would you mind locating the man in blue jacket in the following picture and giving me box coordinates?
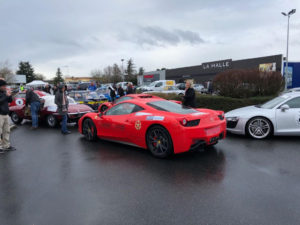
[0,79,16,153]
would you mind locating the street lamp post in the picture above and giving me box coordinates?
[121,59,124,81]
[281,9,296,90]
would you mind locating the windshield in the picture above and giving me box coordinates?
[259,96,289,109]
[148,82,157,87]
[147,101,198,114]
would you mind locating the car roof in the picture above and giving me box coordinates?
[280,92,300,97]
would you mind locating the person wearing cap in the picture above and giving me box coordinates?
[0,79,16,153]
[55,84,71,135]
[26,87,41,130]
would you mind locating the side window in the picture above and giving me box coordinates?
[284,97,300,108]
[106,103,143,115]
[155,82,163,87]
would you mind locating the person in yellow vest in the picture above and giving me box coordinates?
[19,84,24,92]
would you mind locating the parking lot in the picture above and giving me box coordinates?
[1,123,300,225]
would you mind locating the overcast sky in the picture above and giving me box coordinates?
[0,0,299,78]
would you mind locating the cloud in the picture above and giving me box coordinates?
[121,26,205,47]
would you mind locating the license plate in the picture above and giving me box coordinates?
[205,126,220,136]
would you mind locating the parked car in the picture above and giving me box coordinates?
[9,95,93,127]
[68,90,108,110]
[79,94,226,158]
[143,80,176,92]
[144,86,185,95]
[225,92,300,139]
[176,83,186,90]
[194,84,205,93]
[77,82,91,90]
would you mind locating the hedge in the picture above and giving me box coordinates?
[149,93,274,112]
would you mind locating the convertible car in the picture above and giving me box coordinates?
[78,95,226,158]
[225,92,300,139]
[9,95,93,127]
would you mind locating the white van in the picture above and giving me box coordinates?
[144,80,176,92]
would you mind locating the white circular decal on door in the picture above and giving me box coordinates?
[15,99,24,106]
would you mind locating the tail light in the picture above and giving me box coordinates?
[178,118,200,127]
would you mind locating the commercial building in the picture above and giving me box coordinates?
[64,77,93,83]
[140,54,286,86]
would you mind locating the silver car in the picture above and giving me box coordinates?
[225,92,300,139]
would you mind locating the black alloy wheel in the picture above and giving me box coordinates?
[11,112,23,124]
[82,118,97,141]
[146,125,173,158]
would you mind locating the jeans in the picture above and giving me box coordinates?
[30,102,40,128]
[61,114,68,133]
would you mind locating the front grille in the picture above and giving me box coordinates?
[186,119,200,127]
[227,120,238,129]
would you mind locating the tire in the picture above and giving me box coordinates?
[146,125,173,158]
[82,118,97,141]
[46,115,57,128]
[11,112,23,124]
[246,117,272,139]
[100,105,108,113]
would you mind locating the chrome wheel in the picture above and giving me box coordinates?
[46,115,57,128]
[11,112,23,124]
[83,119,97,141]
[146,125,173,158]
[247,117,271,139]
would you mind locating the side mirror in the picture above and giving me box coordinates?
[280,104,290,111]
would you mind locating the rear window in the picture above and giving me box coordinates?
[147,101,198,114]
[114,96,133,104]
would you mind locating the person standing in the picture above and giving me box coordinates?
[126,83,134,94]
[183,80,196,108]
[0,80,16,153]
[19,84,24,92]
[108,86,116,102]
[55,84,71,135]
[88,82,97,91]
[26,88,41,130]
[117,84,124,97]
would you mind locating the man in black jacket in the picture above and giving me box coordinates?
[0,80,16,153]
[117,84,125,97]
[26,87,41,130]
[183,80,196,108]
[55,84,70,135]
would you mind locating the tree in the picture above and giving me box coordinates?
[91,69,103,83]
[35,73,46,81]
[0,61,14,83]
[16,61,35,82]
[138,67,145,75]
[125,58,136,76]
[111,64,122,83]
[53,68,64,85]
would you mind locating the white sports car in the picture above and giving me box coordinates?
[225,92,300,139]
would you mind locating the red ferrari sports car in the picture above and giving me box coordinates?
[9,95,93,127]
[79,95,226,158]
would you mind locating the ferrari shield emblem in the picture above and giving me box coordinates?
[135,120,142,130]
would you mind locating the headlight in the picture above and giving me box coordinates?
[226,116,239,122]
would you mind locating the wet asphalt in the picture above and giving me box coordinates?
[0,122,300,225]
